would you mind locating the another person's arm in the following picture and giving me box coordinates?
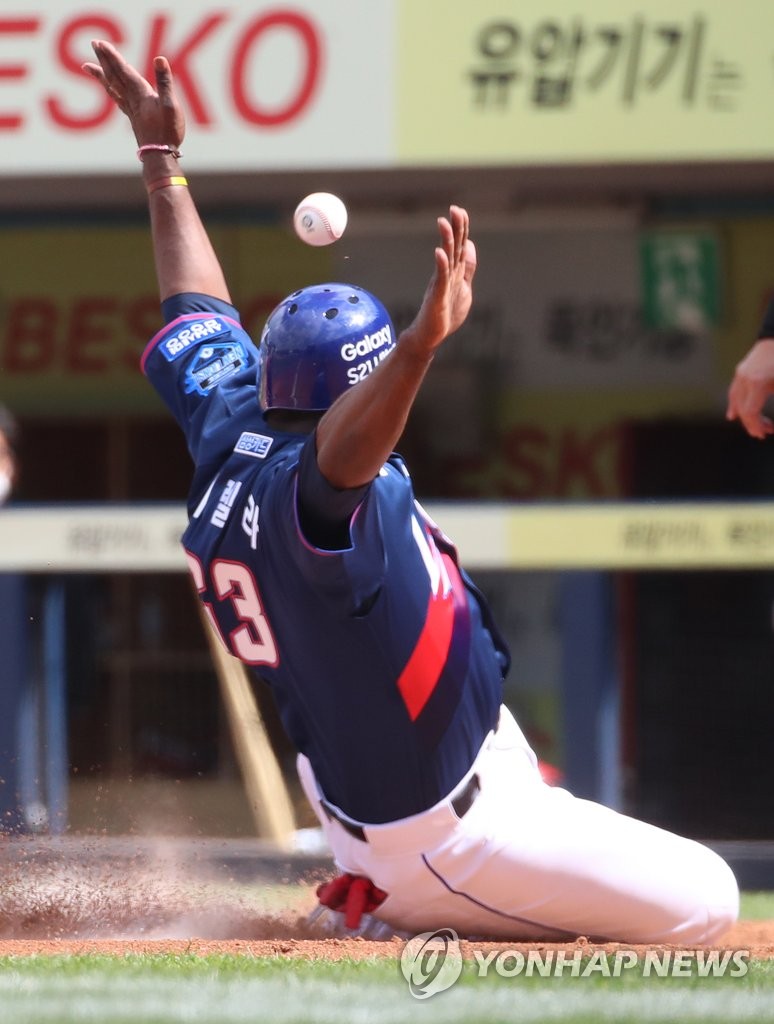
[726,293,774,439]
[727,340,774,440]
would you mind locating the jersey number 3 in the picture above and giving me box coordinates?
[186,551,279,667]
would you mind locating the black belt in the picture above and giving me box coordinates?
[321,773,481,843]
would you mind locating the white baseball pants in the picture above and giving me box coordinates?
[298,705,739,943]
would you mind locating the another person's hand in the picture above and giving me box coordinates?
[726,339,774,439]
[82,40,184,150]
[403,206,476,356]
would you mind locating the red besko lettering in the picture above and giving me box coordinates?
[125,297,163,371]
[231,11,322,127]
[0,18,39,129]
[144,13,228,126]
[46,16,124,129]
[65,297,117,372]
[4,299,57,371]
[0,10,325,134]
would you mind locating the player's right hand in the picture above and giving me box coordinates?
[726,338,774,440]
[401,206,477,357]
[82,40,185,151]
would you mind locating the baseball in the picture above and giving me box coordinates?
[293,192,348,246]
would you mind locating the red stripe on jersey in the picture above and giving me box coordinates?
[397,584,455,721]
[397,542,471,723]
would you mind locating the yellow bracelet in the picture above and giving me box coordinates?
[147,176,188,195]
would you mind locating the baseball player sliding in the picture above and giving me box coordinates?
[84,41,738,943]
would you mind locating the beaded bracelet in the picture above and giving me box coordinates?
[137,143,182,161]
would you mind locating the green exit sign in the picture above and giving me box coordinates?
[640,230,721,331]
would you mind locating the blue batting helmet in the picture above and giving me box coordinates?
[258,283,396,412]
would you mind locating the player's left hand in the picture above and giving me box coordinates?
[726,339,774,439]
[403,206,477,356]
[82,40,184,150]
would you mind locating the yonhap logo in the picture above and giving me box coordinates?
[400,928,463,999]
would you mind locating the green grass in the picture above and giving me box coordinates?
[0,951,773,1024]
[0,890,771,1024]
[740,890,774,919]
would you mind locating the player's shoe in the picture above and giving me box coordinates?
[306,872,408,941]
[306,903,403,941]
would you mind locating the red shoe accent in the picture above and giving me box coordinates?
[316,873,388,931]
[538,760,563,786]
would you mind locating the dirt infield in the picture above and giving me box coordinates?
[1,835,773,960]
[0,924,773,961]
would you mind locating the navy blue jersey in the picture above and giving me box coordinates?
[143,295,508,823]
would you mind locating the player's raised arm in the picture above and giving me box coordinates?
[82,40,230,304]
[314,206,476,488]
